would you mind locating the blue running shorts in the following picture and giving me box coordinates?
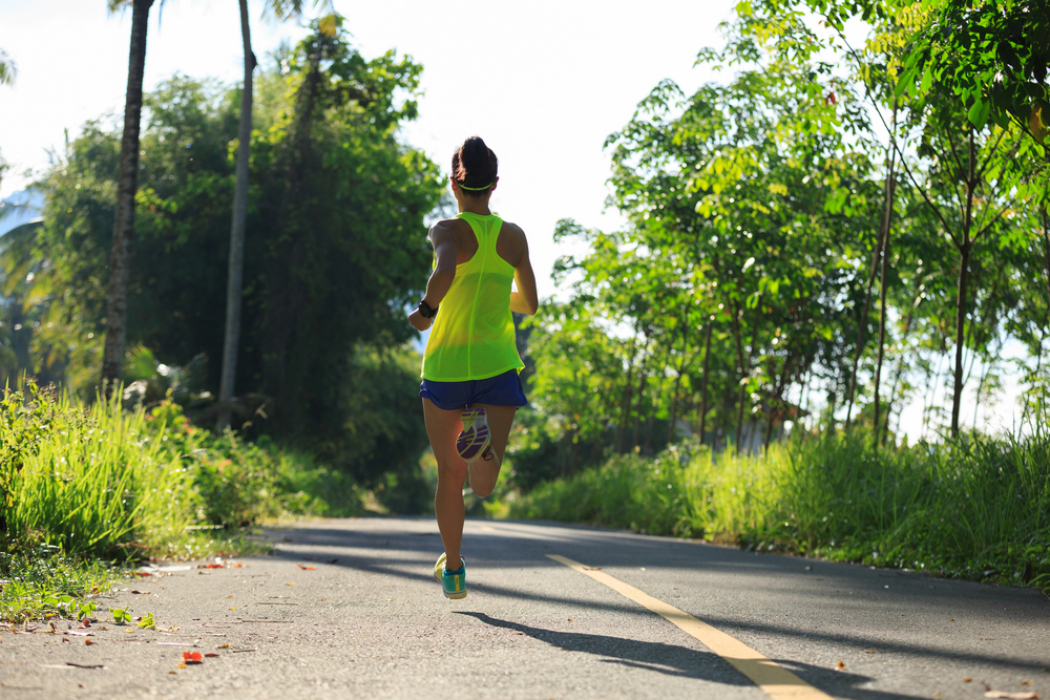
[420,369,527,411]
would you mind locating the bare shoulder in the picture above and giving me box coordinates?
[429,217,468,243]
[499,220,527,245]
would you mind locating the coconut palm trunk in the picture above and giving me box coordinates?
[101,0,154,394]
[217,0,256,432]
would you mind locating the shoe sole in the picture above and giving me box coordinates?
[457,408,491,463]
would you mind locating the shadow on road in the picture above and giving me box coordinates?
[454,612,928,700]
[263,520,1050,678]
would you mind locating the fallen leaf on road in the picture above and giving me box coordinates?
[182,652,203,664]
[233,563,243,568]
[296,565,315,570]
[837,661,846,670]
[84,639,96,646]
[66,663,104,669]
[286,583,295,586]
[216,643,230,649]
[227,595,233,599]
[983,692,1038,699]
[204,653,219,658]
[169,671,177,674]
[61,637,70,643]
[1023,682,1034,686]
[963,678,972,682]
[177,663,186,669]
[865,650,875,654]
[201,564,223,569]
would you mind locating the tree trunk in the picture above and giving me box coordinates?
[846,115,897,429]
[697,322,713,446]
[844,220,884,429]
[764,351,795,450]
[630,346,650,451]
[951,130,977,438]
[617,330,639,452]
[727,300,750,454]
[101,0,153,395]
[951,244,971,437]
[217,0,256,432]
[667,316,692,443]
[872,103,898,441]
[872,192,896,437]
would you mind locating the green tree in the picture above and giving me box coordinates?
[217,0,336,432]
[31,27,443,481]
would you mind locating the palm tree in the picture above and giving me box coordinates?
[217,0,336,431]
[100,0,157,395]
[0,49,16,86]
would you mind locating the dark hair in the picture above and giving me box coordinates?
[452,136,498,197]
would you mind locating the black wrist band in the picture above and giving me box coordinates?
[418,299,438,319]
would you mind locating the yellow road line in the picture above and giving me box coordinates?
[547,554,834,700]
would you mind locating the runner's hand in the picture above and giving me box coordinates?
[408,309,432,332]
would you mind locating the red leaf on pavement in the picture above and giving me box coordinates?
[296,564,315,570]
[182,651,203,664]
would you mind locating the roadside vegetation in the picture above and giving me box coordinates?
[497,0,1050,594]
[504,430,1050,592]
[0,380,367,622]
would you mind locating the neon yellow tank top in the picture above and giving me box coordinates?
[422,212,525,382]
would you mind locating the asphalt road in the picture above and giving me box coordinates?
[1,517,1048,699]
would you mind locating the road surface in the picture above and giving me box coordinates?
[1,517,1047,699]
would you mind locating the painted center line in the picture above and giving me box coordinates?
[548,554,834,700]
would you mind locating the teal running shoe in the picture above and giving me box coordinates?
[434,553,467,599]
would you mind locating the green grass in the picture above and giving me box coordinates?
[506,430,1050,591]
[0,381,369,621]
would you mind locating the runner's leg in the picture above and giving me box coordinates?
[467,404,517,497]
[423,398,468,570]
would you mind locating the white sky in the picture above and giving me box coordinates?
[0,0,1031,440]
[0,0,737,301]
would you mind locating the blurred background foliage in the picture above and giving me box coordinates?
[3,25,442,499]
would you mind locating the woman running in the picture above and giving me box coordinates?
[408,136,539,599]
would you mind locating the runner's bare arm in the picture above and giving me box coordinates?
[409,222,459,331]
[509,229,539,316]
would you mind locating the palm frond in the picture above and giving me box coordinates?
[0,49,16,86]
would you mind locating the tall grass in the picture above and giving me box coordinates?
[1,385,196,558]
[507,431,1050,591]
[0,383,367,562]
